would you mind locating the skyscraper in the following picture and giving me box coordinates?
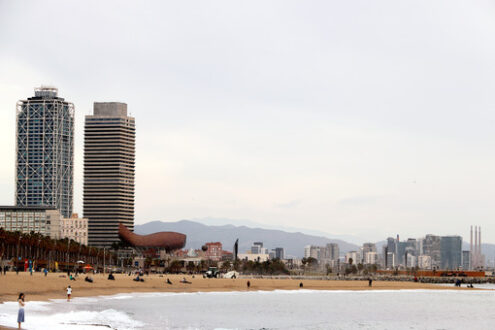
[440,236,462,270]
[16,86,74,218]
[84,102,135,247]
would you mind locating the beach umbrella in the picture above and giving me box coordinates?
[83,265,93,269]
[77,260,85,264]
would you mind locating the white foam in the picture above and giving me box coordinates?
[0,308,144,329]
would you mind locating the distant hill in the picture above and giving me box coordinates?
[134,220,359,258]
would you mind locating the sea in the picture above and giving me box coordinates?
[1,288,495,329]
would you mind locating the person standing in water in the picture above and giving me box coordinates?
[66,285,72,302]
[17,293,25,329]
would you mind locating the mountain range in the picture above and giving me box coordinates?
[135,220,495,262]
[135,220,359,258]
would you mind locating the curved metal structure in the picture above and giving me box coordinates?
[118,223,186,251]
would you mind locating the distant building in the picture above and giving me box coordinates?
[386,252,396,268]
[0,206,62,239]
[440,236,462,270]
[406,255,417,268]
[16,86,74,218]
[60,213,88,245]
[304,245,321,261]
[274,247,285,260]
[304,245,311,258]
[238,253,269,262]
[362,242,377,264]
[423,235,442,269]
[365,252,378,265]
[326,243,340,260]
[418,255,432,269]
[251,242,264,254]
[345,251,359,264]
[462,250,470,270]
[363,243,376,253]
[204,242,223,261]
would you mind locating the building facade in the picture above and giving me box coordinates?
[462,250,470,270]
[251,242,264,254]
[0,206,62,239]
[60,213,88,245]
[440,236,462,270]
[84,102,135,247]
[274,247,285,260]
[422,235,442,269]
[204,242,223,261]
[16,86,74,218]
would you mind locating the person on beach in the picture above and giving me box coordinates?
[17,293,25,329]
[44,268,48,276]
[369,278,373,287]
[247,280,250,289]
[66,285,72,302]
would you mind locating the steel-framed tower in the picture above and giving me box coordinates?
[83,102,135,247]
[16,86,74,218]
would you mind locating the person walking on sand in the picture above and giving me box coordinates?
[17,293,25,329]
[66,285,72,302]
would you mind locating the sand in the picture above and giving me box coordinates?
[0,272,472,305]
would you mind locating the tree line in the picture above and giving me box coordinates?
[0,228,115,271]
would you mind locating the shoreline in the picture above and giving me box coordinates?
[0,272,479,304]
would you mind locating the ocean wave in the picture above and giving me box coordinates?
[0,308,144,329]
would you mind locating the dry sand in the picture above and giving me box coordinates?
[0,272,470,305]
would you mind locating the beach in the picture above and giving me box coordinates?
[0,272,471,304]
[0,273,488,329]
[0,282,492,330]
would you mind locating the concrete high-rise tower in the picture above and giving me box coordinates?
[16,86,74,217]
[84,102,135,247]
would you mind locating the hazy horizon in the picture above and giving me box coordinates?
[1,1,495,243]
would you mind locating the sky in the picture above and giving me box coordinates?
[1,1,495,243]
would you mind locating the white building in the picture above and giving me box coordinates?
[418,255,432,269]
[364,252,378,265]
[60,213,88,245]
[406,255,417,268]
[238,253,270,262]
[345,251,359,264]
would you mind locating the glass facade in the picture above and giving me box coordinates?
[16,87,74,218]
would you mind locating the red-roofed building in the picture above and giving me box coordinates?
[204,242,223,261]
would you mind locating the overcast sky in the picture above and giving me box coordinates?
[1,1,495,242]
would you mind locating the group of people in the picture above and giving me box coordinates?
[455,278,475,288]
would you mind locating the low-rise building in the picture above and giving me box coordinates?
[204,242,223,261]
[60,213,88,245]
[0,205,62,239]
[418,255,432,269]
[238,253,270,262]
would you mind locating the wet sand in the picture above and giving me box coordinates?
[0,271,472,305]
